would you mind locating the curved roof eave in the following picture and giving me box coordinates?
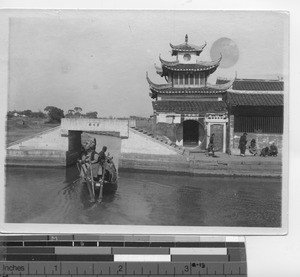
[146,73,172,91]
[159,56,179,66]
[207,75,235,91]
[169,41,207,52]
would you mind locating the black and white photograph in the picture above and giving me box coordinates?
[1,10,288,233]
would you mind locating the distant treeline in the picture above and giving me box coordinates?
[7,110,46,119]
[7,107,151,124]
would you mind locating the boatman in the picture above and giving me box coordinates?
[78,143,96,203]
[89,143,100,182]
[97,146,107,181]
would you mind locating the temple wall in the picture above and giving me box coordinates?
[153,122,178,142]
[231,132,283,155]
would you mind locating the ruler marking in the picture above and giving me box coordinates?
[1,237,247,277]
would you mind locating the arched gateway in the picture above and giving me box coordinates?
[181,120,205,146]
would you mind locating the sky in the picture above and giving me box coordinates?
[7,10,288,117]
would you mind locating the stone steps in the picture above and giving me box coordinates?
[129,127,185,155]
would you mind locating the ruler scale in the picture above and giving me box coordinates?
[0,235,247,276]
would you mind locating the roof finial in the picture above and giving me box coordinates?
[185,34,188,44]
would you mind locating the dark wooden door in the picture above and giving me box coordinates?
[183,120,199,146]
[210,124,223,152]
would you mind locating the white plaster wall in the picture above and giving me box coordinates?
[121,129,178,155]
[156,114,167,123]
[7,127,69,150]
[61,118,129,137]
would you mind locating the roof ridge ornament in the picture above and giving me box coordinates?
[185,34,188,44]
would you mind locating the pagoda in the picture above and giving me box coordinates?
[146,35,234,152]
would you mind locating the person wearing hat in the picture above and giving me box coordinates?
[239,132,248,157]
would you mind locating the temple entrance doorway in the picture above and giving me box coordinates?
[183,120,200,146]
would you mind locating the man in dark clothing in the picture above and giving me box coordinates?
[239,133,247,157]
[207,133,215,156]
[97,146,107,180]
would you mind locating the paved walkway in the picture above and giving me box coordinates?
[119,150,282,178]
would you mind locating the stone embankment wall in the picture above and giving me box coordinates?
[6,127,80,167]
[119,153,282,178]
[6,121,282,177]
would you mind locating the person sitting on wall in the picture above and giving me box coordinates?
[207,133,215,157]
[239,132,248,157]
[260,146,270,157]
[248,139,258,156]
[97,146,108,181]
[269,142,278,157]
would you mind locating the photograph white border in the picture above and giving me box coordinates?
[0,6,289,236]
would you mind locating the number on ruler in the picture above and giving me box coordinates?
[118,265,123,273]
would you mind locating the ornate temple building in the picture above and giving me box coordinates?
[147,35,234,152]
[219,77,284,153]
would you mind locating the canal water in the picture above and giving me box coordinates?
[5,166,281,227]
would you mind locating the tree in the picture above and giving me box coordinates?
[21,109,33,117]
[74,107,82,114]
[85,111,98,119]
[44,106,64,123]
[31,111,46,118]
[7,111,15,119]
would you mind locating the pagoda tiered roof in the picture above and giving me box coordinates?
[147,74,234,98]
[153,100,227,113]
[146,73,172,90]
[156,56,222,76]
[170,35,207,56]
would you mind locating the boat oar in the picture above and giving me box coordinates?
[71,177,81,184]
[89,160,95,198]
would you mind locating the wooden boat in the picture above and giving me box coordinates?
[77,156,118,201]
[97,156,118,194]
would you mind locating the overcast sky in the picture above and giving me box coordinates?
[7,10,288,117]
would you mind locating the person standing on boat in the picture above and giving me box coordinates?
[78,144,96,203]
[97,146,107,181]
[89,143,100,182]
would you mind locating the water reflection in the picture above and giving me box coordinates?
[5,166,281,227]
